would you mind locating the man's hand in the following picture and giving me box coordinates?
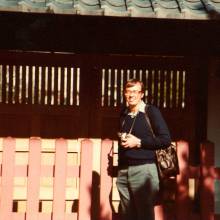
[121,134,141,148]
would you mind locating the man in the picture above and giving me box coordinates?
[116,79,171,220]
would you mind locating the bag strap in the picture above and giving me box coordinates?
[144,105,156,138]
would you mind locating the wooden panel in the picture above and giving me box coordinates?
[52,139,68,220]
[26,138,41,220]
[0,52,208,166]
[0,137,93,220]
[0,137,16,220]
[78,139,93,220]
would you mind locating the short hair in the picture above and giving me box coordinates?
[124,79,145,93]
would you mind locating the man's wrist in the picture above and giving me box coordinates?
[137,138,141,148]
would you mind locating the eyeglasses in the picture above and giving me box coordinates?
[124,90,142,96]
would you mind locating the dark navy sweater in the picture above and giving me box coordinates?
[118,105,171,166]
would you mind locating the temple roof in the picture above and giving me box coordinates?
[0,0,220,19]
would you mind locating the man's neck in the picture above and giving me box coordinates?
[129,102,141,113]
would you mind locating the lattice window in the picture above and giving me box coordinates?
[101,68,187,108]
[0,64,80,106]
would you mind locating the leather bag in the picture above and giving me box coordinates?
[144,107,179,180]
[155,143,179,179]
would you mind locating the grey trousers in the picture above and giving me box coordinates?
[116,163,160,220]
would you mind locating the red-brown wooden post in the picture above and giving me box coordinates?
[26,137,41,220]
[52,138,68,220]
[78,139,93,220]
[200,141,215,220]
[176,140,190,220]
[100,139,113,220]
[154,205,165,220]
[0,137,16,220]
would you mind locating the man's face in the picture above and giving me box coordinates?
[124,83,144,107]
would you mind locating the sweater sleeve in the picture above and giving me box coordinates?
[140,105,172,150]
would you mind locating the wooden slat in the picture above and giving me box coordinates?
[154,205,165,220]
[28,66,33,104]
[0,137,16,220]
[1,65,6,103]
[8,65,13,104]
[34,66,39,104]
[78,139,93,220]
[54,67,58,105]
[71,67,76,106]
[21,66,26,104]
[52,138,68,220]
[15,65,20,104]
[26,137,42,220]
[41,66,46,105]
[46,66,52,105]
[100,139,113,220]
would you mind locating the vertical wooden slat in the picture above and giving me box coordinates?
[28,66,32,104]
[54,67,58,106]
[60,67,65,105]
[154,205,165,220]
[66,67,71,106]
[15,65,20,104]
[21,65,26,104]
[72,67,77,106]
[166,69,172,109]
[26,137,41,220]
[1,64,6,103]
[0,137,16,220]
[52,138,68,220]
[178,70,184,108]
[103,68,108,107]
[176,141,190,220]
[47,66,52,105]
[122,68,127,105]
[78,139,93,220]
[100,139,113,220]
[110,69,115,107]
[34,66,39,104]
[148,69,153,104]
[41,66,46,105]
[8,65,13,104]
[143,69,148,103]
[116,69,121,106]
[173,70,178,108]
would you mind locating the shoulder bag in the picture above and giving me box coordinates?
[144,107,179,180]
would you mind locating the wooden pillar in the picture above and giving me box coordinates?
[78,139,93,220]
[176,140,190,220]
[200,141,215,220]
[0,137,16,220]
[100,139,114,220]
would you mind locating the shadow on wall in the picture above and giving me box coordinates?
[97,140,218,220]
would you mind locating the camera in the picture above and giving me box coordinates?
[117,132,128,143]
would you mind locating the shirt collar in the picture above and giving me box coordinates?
[126,100,146,116]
